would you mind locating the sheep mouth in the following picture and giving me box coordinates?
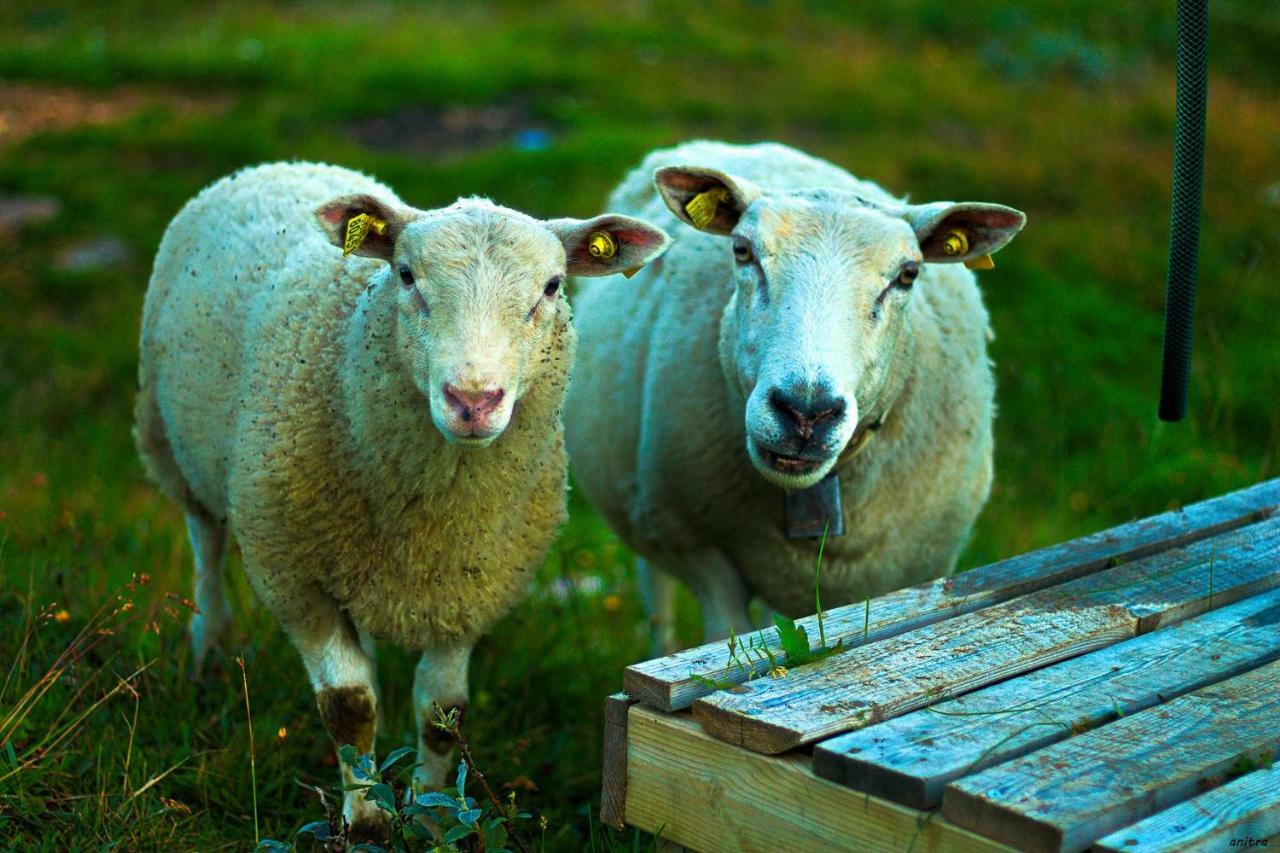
[762,449,825,475]
[438,423,504,446]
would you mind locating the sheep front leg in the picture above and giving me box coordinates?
[636,556,679,657]
[668,548,752,645]
[412,644,472,792]
[274,590,387,842]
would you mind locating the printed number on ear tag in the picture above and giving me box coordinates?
[685,188,730,230]
[343,213,387,256]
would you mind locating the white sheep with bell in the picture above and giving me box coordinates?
[565,140,1025,651]
[134,161,668,841]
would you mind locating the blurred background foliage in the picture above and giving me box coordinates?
[0,0,1277,849]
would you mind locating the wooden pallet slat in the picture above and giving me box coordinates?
[692,516,1280,754]
[623,704,1012,853]
[941,659,1280,853]
[1093,763,1280,852]
[625,479,1280,712]
[811,588,1280,808]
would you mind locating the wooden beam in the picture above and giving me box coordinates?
[625,479,1280,712]
[812,588,1280,808]
[941,659,1280,853]
[600,692,635,830]
[623,704,1011,853]
[692,516,1280,754]
[1094,764,1280,852]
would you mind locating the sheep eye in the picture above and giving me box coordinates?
[398,264,415,287]
[897,261,920,287]
[732,238,753,264]
[544,275,562,298]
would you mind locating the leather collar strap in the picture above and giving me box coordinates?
[835,403,892,469]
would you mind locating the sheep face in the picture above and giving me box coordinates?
[318,196,669,446]
[655,167,1025,490]
[393,207,571,445]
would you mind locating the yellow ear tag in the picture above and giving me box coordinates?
[588,230,618,260]
[940,228,970,258]
[685,187,730,230]
[622,266,643,279]
[342,213,388,256]
[940,228,993,269]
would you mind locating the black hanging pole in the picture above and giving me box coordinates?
[1158,0,1209,422]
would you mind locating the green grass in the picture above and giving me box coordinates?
[1,0,1278,849]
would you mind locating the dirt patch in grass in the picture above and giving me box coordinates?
[0,83,230,150]
[345,99,554,159]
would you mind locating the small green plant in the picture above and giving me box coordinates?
[257,706,532,852]
[771,520,847,670]
[691,522,845,689]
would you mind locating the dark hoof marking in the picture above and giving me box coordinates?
[421,702,469,755]
[317,685,376,753]
[347,815,391,845]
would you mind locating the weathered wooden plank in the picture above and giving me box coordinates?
[1094,763,1280,852]
[941,659,1280,853]
[599,692,635,830]
[625,479,1280,712]
[692,516,1280,754]
[623,704,1012,853]
[812,588,1280,808]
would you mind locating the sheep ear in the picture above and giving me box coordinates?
[547,214,671,278]
[315,194,410,262]
[904,202,1027,265]
[653,166,763,235]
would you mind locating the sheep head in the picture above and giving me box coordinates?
[654,166,1025,490]
[318,195,669,446]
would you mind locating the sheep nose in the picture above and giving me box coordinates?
[443,384,505,423]
[768,385,847,442]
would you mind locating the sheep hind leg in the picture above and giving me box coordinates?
[275,589,387,844]
[636,556,679,657]
[412,644,472,793]
[187,512,230,673]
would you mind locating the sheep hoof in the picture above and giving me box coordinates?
[188,615,230,681]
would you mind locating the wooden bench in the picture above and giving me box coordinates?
[600,479,1280,852]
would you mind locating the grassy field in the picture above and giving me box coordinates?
[1,1,1277,849]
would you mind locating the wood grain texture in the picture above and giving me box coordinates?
[625,479,1280,712]
[623,704,1012,853]
[600,692,635,830]
[1094,764,1280,852]
[812,588,1280,808]
[941,660,1280,853]
[692,517,1280,754]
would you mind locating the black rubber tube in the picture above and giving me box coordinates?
[1158,0,1209,422]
